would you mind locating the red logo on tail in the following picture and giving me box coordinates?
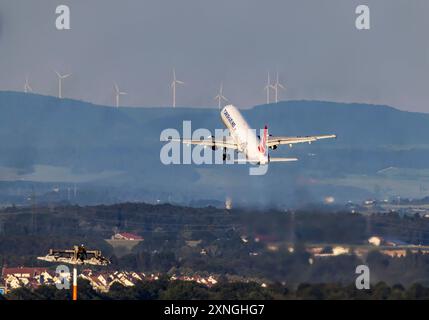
[258,125,268,154]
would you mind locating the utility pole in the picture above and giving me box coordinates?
[72,267,78,300]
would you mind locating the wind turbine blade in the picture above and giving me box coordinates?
[54,70,61,78]
[221,95,228,101]
[176,80,184,85]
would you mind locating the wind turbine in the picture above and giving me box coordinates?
[214,82,228,109]
[54,70,71,99]
[114,82,127,108]
[264,72,275,104]
[274,72,286,103]
[24,75,33,93]
[171,68,184,108]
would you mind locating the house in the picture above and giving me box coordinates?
[1,267,52,291]
[106,233,144,257]
[384,238,409,247]
[332,246,350,256]
[170,274,219,287]
[368,236,410,247]
[2,267,48,279]
[381,249,407,258]
[368,236,383,246]
[111,232,143,241]
[310,246,350,257]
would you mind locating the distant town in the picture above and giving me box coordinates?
[2,201,429,298]
[3,232,429,295]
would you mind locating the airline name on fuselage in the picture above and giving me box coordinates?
[223,109,236,129]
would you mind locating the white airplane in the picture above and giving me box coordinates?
[171,104,336,165]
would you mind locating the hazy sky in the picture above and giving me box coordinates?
[0,0,428,112]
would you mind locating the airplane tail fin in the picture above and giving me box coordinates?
[258,125,268,158]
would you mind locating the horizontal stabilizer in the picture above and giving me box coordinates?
[269,157,298,162]
[232,159,260,164]
[231,157,298,164]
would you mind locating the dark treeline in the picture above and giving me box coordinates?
[2,202,428,243]
[5,278,429,300]
[2,203,429,286]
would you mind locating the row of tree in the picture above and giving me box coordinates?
[5,278,429,300]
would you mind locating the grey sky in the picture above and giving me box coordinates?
[0,0,428,112]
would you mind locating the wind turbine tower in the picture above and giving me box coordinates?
[274,72,286,103]
[54,71,71,99]
[114,82,127,108]
[171,68,184,108]
[24,75,33,93]
[264,72,275,104]
[214,82,228,109]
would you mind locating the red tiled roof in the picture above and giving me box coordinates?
[2,267,48,277]
[116,232,143,240]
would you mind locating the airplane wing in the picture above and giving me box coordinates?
[167,137,239,150]
[267,134,336,147]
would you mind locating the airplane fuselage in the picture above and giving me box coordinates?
[220,105,268,164]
